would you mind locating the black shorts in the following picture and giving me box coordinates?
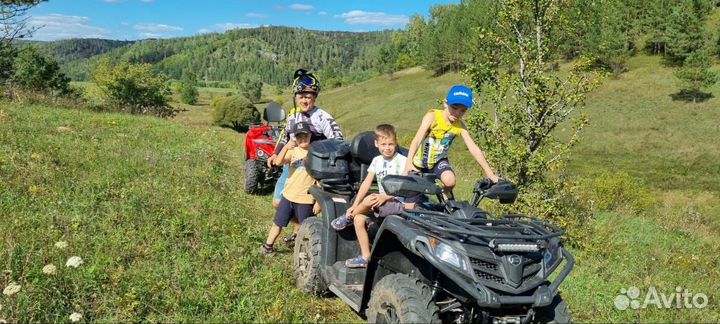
[418,158,454,180]
[273,196,314,227]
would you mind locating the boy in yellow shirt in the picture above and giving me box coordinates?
[262,122,319,255]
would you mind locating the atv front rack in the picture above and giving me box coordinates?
[403,210,564,241]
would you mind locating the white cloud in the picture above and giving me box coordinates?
[289,3,313,11]
[246,12,267,19]
[103,0,124,3]
[138,32,163,39]
[196,28,214,35]
[27,14,112,41]
[336,10,409,26]
[318,11,328,16]
[140,0,155,2]
[133,23,183,33]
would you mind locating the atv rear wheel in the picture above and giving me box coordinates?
[293,217,328,295]
[366,273,440,323]
[244,158,261,194]
[534,294,571,323]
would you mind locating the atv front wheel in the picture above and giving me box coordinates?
[244,159,262,194]
[293,217,328,295]
[534,294,571,324]
[366,273,440,323]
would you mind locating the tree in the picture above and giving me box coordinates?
[237,77,262,103]
[91,57,176,117]
[674,49,718,103]
[465,0,600,243]
[178,68,199,104]
[212,95,260,131]
[1,0,44,83]
[10,46,73,95]
[664,1,707,65]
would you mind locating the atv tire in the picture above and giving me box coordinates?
[293,217,328,295]
[244,158,261,194]
[534,294,571,324]
[366,273,440,323]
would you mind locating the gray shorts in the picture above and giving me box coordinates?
[373,199,405,218]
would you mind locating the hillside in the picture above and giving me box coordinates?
[36,26,393,86]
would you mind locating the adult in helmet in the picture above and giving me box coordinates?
[267,69,344,241]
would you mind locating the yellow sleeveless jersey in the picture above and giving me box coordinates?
[413,109,463,169]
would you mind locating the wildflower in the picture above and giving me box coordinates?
[43,264,57,275]
[66,256,83,268]
[2,282,21,296]
[30,153,41,160]
[69,312,82,322]
[55,241,68,249]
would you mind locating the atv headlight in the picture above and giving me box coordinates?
[430,238,468,272]
[543,237,561,269]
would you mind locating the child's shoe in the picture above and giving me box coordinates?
[260,243,275,256]
[331,214,353,231]
[345,255,368,268]
[283,233,297,247]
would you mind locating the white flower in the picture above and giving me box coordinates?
[66,256,83,268]
[2,282,21,296]
[43,264,57,275]
[69,312,82,322]
[55,241,68,249]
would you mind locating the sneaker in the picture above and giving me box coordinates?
[283,233,297,247]
[260,243,275,256]
[331,214,353,231]
[345,255,368,268]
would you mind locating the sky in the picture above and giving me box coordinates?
[24,0,459,41]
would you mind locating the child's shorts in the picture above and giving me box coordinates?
[274,196,314,227]
[373,198,405,218]
[418,158,454,180]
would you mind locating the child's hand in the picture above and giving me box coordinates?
[286,139,297,149]
[346,206,355,219]
[489,174,500,183]
[313,202,321,215]
[403,165,419,176]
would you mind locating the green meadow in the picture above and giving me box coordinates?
[1,55,718,322]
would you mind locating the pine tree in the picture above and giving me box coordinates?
[674,49,718,103]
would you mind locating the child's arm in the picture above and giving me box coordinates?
[403,111,435,175]
[274,139,296,165]
[460,127,499,182]
[348,172,375,217]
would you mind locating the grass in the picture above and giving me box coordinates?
[2,54,719,322]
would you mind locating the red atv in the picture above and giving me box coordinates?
[244,102,286,194]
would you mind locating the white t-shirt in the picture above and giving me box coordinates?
[367,153,407,196]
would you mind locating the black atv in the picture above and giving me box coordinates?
[294,132,573,323]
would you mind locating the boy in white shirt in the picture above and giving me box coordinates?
[331,124,412,268]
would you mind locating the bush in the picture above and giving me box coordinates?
[178,82,199,105]
[212,95,260,131]
[91,57,176,118]
[9,46,73,96]
[578,171,655,215]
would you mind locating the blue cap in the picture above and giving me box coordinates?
[446,85,473,108]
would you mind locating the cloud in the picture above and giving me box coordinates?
[246,12,267,19]
[133,23,183,33]
[26,14,112,41]
[138,32,163,39]
[317,11,328,16]
[140,0,155,2]
[103,0,124,3]
[289,3,313,11]
[336,10,409,26]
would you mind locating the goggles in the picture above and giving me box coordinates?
[292,69,320,94]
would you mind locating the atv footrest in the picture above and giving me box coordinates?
[332,261,366,285]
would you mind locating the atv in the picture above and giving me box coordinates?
[244,102,286,194]
[294,132,574,323]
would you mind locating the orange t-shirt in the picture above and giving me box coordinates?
[282,148,315,204]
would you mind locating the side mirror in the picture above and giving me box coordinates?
[263,102,286,123]
[484,181,518,204]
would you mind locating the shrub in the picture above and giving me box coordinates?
[212,95,260,131]
[10,46,73,96]
[578,171,655,215]
[178,82,199,105]
[91,57,176,118]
